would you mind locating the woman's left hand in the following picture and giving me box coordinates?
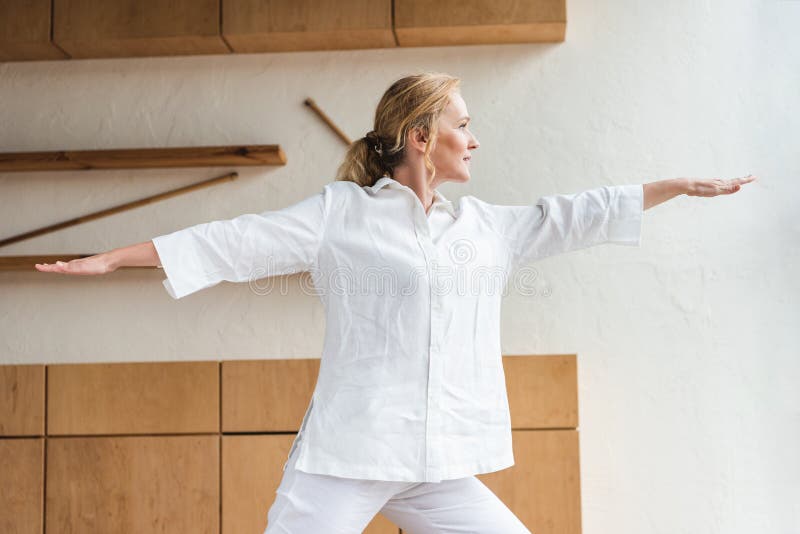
[686,175,758,197]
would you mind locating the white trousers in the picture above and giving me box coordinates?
[263,432,532,534]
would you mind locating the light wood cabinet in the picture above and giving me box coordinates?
[0,354,582,533]
[0,0,566,62]
[46,435,219,533]
[394,0,566,47]
[52,0,229,59]
[0,0,67,61]
[223,0,395,53]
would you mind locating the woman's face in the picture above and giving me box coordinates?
[428,91,480,185]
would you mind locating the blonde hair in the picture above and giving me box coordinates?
[334,72,461,188]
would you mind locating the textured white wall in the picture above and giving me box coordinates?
[1,0,797,532]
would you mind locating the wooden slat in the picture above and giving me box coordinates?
[504,354,579,429]
[478,429,582,534]
[47,361,219,435]
[0,438,44,533]
[394,0,566,47]
[0,364,45,437]
[0,144,286,172]
[47,435,219,533]
[52,0,229,59]
[0,0,69,62]
[222,358,320,432]
[224,0,396,53]
[222,434,399,533]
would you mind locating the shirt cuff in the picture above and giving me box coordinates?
[151,233,218,300]
[607,184,644,246]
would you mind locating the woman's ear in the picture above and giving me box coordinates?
[406,127,428,153]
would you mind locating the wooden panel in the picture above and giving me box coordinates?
[0,364,45,437]
[222,359,320,432]
[47,435,219,533]
[48,361,219,435]
[223,434,399,533]
[503,354,578,429]
[394,0,566,47]
[223,0,395,53]
[478,429,582,534]
[0,144,287,173]
[0,438,44,534]
[0,0,68,62]
[52,0,230,59]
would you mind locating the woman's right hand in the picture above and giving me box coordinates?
[35,253,116,275]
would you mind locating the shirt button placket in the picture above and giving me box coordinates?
[415,214,442,482]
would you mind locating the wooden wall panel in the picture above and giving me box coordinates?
[0,0,68,62]
[47,361,219,435]
[504,354,579,429]
[0,364,45,437]
[0,354,580,533]
[223,0,395,53]
[478,429,582,534]
[222,358,319,432]
[52,0,230,59]
[0,438,44,534]
[222,434,400,533]
[394,0,566,47]
[46,435,219,533]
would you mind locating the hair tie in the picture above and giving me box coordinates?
[365,130,383,156]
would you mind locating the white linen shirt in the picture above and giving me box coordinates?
[151,175,644,482]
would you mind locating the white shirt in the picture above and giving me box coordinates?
[151,175,644,482]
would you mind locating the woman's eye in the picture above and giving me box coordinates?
[459,124,467,129]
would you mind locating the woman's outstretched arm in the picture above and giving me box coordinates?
[644,175,757,210]
[34,240,161,275]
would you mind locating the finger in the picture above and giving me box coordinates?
[35,261,67,272]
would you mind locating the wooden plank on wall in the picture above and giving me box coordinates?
[0,364,45,437]
[222,358,320,432]
[222,434,399,533]
[47,361,219,435]
[47,435,219,533]
[223,0,396,53]
[478,429,582,534]
[504,354,579,429]
[0,0,68,62]
[0,438,44,534]
[394,0,566,47]
[53,0,230,59]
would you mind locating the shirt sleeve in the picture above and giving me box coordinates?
[151,186,328,300]
[485,184,643,269]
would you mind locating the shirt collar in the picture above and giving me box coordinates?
[366,176,456,218]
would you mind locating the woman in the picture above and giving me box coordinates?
[36,72,756,533]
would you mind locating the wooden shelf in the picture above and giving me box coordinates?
[0,145,286,172]
[0,255,158,272]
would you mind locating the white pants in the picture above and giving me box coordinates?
[264,432,532,534]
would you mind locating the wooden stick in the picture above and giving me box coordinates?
[304,97,352,146]
[0,171,238,248]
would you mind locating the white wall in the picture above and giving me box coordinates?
[1,0,797,532]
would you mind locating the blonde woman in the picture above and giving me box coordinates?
[36,72,756,533]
